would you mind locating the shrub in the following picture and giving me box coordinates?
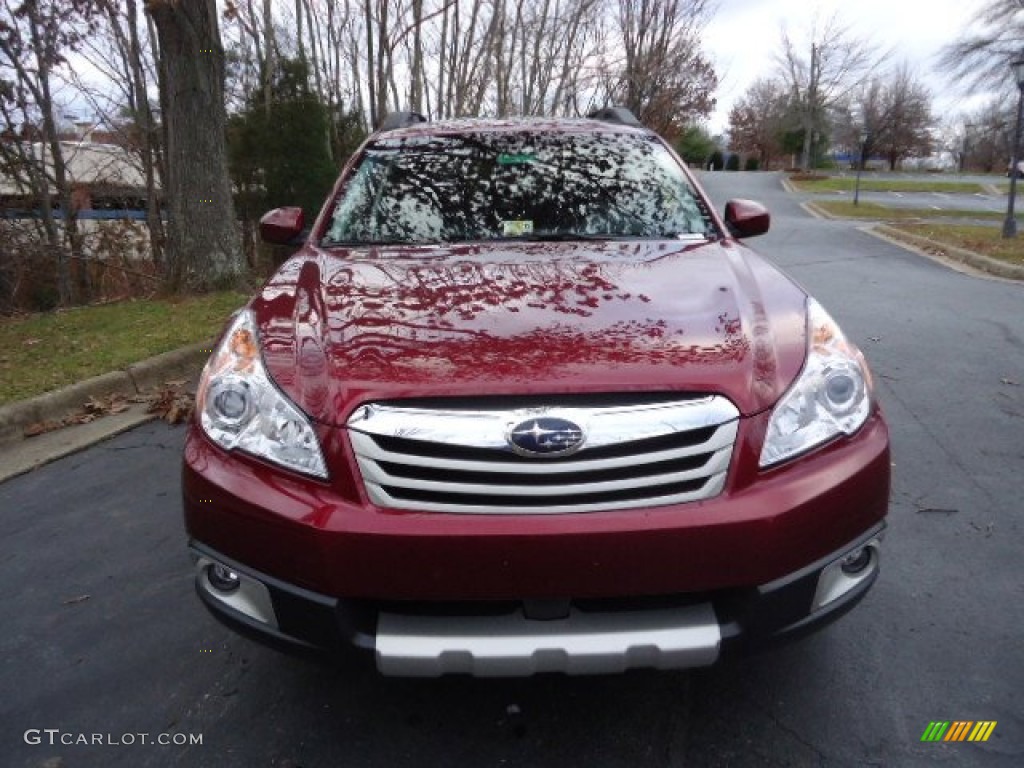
[708,150,725,171]
[725,154,741,171]
[228,58,340,223]
[676,124,717,167]
[744,157,761,171]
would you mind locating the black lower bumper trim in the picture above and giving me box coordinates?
[189,522,885,669]
[718,523,885,655]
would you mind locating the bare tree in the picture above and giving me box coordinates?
[221,0,265,110]
[485,0,606,117]
[938,0,1024,91]
[727,78,789,168]
[776,14,885,170]
[406,0,425,112]
[605,0,716,138]
[935,116,973,173]
[147,0,243,291]
[0,0,99,305]
[220,0,714,136]
[874,65,934,170]
[432,0,495,118]
[958,97,1015,172]
[262,0,275,112]
[834,64,935,171]
[73,0,166,267]
[546,0,608,115]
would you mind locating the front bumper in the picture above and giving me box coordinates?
[190,524,884,676]
[183,413,890,601]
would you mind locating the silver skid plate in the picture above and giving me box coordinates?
[375,603,721,677]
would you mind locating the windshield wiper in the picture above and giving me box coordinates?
[476,232,618,243]
[523,232,619,241]
[320,238,421,248]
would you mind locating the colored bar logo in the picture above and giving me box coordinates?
[921,721,997,742]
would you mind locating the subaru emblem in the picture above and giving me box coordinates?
[507,417,585,457]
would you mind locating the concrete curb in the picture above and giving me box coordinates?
[873,225,1024,281]
[0,341,212,447]
[0,404,159,484]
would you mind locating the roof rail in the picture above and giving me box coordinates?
[587,106,642,127]
[377,111,428,132]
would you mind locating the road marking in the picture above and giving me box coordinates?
[891,191,904,197]
[974,193,993,199]
[800,202,829,219]
[931,205,943,210]
[933,192,951,199]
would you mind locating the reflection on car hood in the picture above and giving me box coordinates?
[251,240,809,423]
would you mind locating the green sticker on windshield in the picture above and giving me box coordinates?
[497,153,536,165]
[502,220,534,236]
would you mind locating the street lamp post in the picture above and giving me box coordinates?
[854,129,868,206]
[1002,58,1024,239]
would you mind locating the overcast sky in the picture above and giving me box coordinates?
[702,0,992,134]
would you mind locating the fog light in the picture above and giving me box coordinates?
[840,547,872,575]
[207,563,240,593]
[811,538,881,611]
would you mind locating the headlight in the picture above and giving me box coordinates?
[196,309,328,479]
[760,298,873,467]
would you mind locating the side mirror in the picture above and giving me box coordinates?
[259,207,306,245]
[723,199,770,239]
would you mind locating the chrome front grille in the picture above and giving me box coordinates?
[346,396,740,514]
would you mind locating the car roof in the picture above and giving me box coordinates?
[377,116,655,140]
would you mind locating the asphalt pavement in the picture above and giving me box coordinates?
[2,171,1022,767]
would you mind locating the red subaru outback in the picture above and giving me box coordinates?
[183,108,889,676]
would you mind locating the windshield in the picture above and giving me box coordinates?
[323,131,716,246]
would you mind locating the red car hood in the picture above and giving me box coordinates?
[252,239,809,424]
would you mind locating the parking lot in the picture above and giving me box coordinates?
[2,171,1021,767]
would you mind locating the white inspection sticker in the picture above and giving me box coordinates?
[502,220,534,236]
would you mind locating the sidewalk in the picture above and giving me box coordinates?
[0,342,210,482]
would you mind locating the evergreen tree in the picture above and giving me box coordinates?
[228,58,340,221]
[675,124,717,167]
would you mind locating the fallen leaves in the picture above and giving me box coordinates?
[83,393,133,417]
[146,381,195,425]
[22,381,195,437]
[23,420,64,437]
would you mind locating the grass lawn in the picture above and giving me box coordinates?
[814,201,1006,221]
[790,177,987,194]
[0,291,247,405]
[885,223,1024,268]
